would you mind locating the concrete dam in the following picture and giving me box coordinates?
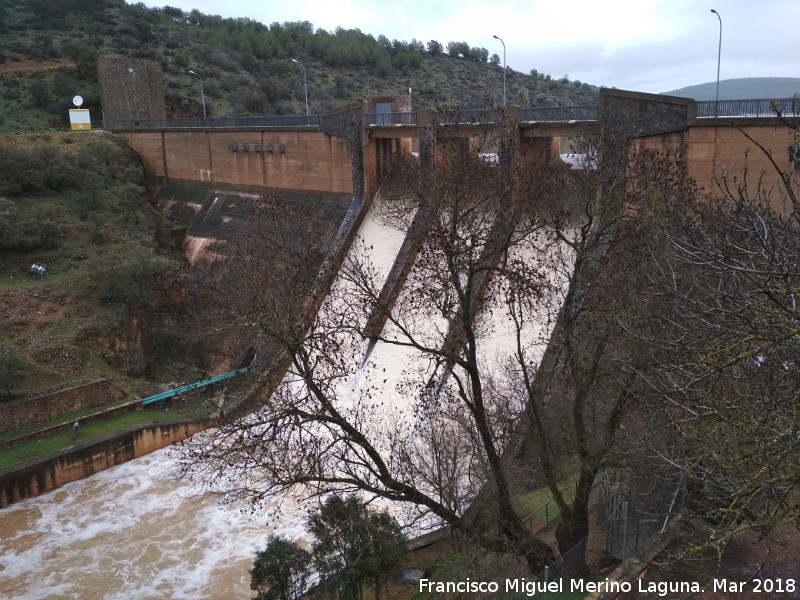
[1,87,798,597]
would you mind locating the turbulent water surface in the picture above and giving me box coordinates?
[0,195,406,600]
[0,448,308,600]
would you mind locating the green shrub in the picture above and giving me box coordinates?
[92,250,176,306]
[0,198,65,251]
[0,348,28,400]
[250,536,311,600]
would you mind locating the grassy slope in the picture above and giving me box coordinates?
[0,398,215,470]
[0,131,195,398]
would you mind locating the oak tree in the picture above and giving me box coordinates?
[250,535,311,600]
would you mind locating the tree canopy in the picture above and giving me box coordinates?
[250,535,311,600]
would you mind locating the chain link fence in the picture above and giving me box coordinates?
[540,536,589,582]
[601,469,685,565]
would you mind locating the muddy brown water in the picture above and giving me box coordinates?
[0,449,308,599]
[0,194,567,599]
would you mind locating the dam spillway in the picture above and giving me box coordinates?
[0,185,570,598]
[0,192,411,599]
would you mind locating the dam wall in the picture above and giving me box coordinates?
[0,419,210,507]
[119,129,354,194]
[634,121,800,202]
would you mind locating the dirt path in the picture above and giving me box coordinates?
[0,57,71,74]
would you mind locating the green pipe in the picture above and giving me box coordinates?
[142,368,247,406]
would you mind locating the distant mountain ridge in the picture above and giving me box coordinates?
[664,77,800,101]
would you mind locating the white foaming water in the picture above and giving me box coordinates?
[353,192,408,279]
[0,191,572,599]
[0,192,409,600]
[0,449,308,600]
[183,235,217,265]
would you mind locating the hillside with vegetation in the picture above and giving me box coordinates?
[0,0,598,133]
[0,132,187,399]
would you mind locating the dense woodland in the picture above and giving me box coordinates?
[0,0,598,132]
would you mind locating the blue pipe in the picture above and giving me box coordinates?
[142,368,248,406]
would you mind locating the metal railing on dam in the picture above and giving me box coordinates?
[433,107,500,125]
[366,112,417,126]
[696,98,798,118]
[105,98,796,132]
[366,100,795,127]
[105,114,321,130]
[366,106,599,127]
[520,105,599,123]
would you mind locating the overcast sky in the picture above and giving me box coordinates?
[131,0,797,94]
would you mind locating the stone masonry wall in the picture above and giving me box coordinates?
[0,380,125,435]
[97,58,167,122]
[320,103,365,197]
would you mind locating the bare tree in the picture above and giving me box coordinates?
[177,115,707,574]
[515,114,800,565]
[496,131,704,570]
[178,120,564,572]
[634,123,800,552]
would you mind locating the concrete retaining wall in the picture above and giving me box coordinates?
[0,380,125,435]
[0,419,210,508]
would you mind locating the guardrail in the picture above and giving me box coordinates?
[433,108,499,125]
[520,105,599,123]
[105,115,320,131]
[365,112,417,126]
[696,97,798,118]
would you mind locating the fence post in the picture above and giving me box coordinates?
[545,503,549,525]
[543,565,549,600]
[621,501,630,566]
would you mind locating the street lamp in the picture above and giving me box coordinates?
[187,70,206,120]
[493,35,506,106]
[291,58,309,117]
[710,9,722,119]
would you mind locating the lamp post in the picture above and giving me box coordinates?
[710,9,722,119]
[493,35,506,106]
[187,70,206,120]
[291,58,309,118]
